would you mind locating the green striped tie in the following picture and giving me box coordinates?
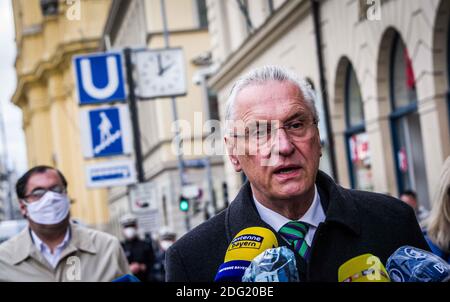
[279,221,310,260]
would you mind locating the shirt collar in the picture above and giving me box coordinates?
[9,222,97,265]
[30,228,71,253]
[253,185,325,232]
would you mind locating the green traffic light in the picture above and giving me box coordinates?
[179,198,189,212]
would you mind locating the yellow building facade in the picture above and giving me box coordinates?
[11,0,112,229]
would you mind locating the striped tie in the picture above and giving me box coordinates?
[279,221,310,260]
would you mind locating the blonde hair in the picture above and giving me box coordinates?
[424,156,450,252]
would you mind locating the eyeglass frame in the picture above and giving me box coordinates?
[228,116,319,145]
[22,185,67,203]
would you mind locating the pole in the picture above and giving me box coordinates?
[204,158,217,215]
[199,73,217,215]
[160,0,190,231]
[311,0,338,181]
[123,47,145,183]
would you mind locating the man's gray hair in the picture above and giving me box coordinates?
[225,65,319,127]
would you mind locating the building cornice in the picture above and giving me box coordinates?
[208,0,310,91]
[12,38,100,107]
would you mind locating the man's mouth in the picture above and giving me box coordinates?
[273,165,301,175]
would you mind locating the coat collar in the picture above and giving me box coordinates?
[9,222,97,265]
[315,170,361,235]
[225,170,361,242]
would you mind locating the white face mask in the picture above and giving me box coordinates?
[25,191,70,225]
[123,227,137,239]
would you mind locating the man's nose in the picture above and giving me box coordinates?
[271,128,295,156]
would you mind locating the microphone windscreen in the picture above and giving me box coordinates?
[214,227,278,282]
[338,254,390,282]
[242,246,299,282]
[386,246,450,282]
[111,274,141,282]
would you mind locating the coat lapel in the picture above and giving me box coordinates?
[315,171,361,236]
[224,181,287,246]
[224,181,308,279]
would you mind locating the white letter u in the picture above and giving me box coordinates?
[81,56,119,99]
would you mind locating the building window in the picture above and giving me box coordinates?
[196,0,208,29]
[267,0,275,14]
[208,90,220,121]
[236,0,253,33]
[40,0,58,16]
[344,64,373,191]
[390,34,429,208]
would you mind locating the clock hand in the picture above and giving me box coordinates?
[159,62,174,76]
[157,53,164,75]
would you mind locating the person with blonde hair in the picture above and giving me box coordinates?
[423,156,450,263]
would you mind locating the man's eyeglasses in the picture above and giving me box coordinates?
[23,185,66,202]
[230,117,318,145]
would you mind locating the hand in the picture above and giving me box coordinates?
[129,262,141,274]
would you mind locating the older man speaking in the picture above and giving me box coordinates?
[166,66,429,282]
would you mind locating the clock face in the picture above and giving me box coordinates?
[134,48,187,99]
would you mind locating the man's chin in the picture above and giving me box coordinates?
[273,186,306,200]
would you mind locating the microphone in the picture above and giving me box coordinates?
[242,246,300,282]
[111,274,141,282]
[386,246,450,282]
[338,254,390,282]
[214,227,278,282]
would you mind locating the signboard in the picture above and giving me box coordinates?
[181,184,201,199]
[80,105,132,158]
[85,160,136,188]
[73,52,126,105]
[136,210,160,234]
[129,182,158,213]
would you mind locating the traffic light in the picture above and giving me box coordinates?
[179,195,189,212]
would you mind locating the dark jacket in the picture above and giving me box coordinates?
[121,238,155,281]
[166,171,430,282]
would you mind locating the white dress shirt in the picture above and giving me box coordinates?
[31,228,71,268]
[254,185,326,247]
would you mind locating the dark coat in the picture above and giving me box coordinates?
[166,171,430,282]
[121,238,155,281]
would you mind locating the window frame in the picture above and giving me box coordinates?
[389,33,420,195]
[344,63,369,190]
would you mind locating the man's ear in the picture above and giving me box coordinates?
[224,136,242,172]
[228,154,242,172]
[19,200,28,218]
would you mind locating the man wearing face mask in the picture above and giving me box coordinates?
[120,214,155,281]
[0,166,130,281]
